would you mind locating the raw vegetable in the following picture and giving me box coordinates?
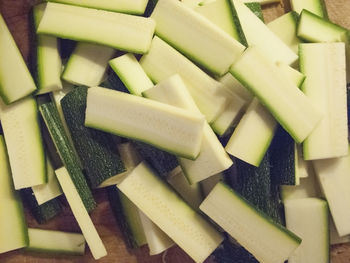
[290,0,328,18]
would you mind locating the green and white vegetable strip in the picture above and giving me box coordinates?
[0,15,36,103]
[151,0,245,75]
[218,73,253,103]
[85,87,205,160]
[290,0,328,18]
[62,43,115,87]
[26,228,86,255]
[37,3,156,54]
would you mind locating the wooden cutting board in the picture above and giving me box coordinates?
[0,0,350,262]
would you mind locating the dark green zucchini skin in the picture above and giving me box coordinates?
[132,141,179,178]
[101,71,130,94]
[230,152,284,225]
[61,86,126,188]
[213,238,258,263]
[270,126,297,186]
[20,188,62,224]
[245,2,264,22]
[39,102,96,212]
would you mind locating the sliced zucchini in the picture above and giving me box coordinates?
[62,42,115,87]
[313,149,350,236]
[225,98,277,167]
[32,156,62,205]
[267,12,301,54]
[244,2,264,22]
[85,87,205,160]
[284,198,329,263]
[109,53,154,96]
[200,173,224,198]
[26,228,85,255]
[61,86,126,188]
[330,217,350,245]
[140,36,228,123]
[218,73,253,103]
[242,0,279,4]
[0,135,29,253]
[200,182,301,263]
[290,0,328,18]
[46,0,149,14]
[40,102,96,212]
[276,62,306,88]
[229,0,298,65]
[37,3,156,54]
[0,14,36,103]
[300,43,348,160]
[138,210,174,255]
[118,162,224,263]
[33,3,62,95]
[230,46,322,143]
[0,97,46,189]
[151,0,245,75]
[55,167,107,260]
[143,74,233,183]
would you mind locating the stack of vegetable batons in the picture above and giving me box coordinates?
[0,0,349,261]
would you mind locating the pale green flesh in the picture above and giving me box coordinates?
[140,36,228,123]
[34,4,63,95]
[0,97,46,189]
[230,0,298,65]
[285,198,329,263]
[267,12,301,54]
[151,0,245,75]
[63,42,115,87]
[27,228,86,255]
[295,144,309,179]
[230,46,322,143]
[0,136,29,253]
[85,87,205,160]
[55,167,107,259]
[143,74,233,183]
[167,170,204,210]
[138,210,174,255]
[0,15,36,103]
[37,3,156,54]
[118,162,224,263]
[225,98,277,167]
[218,73,253,103]
[119,192,147,247]
[313,149,350,236]
[330,217,350,245]
[32,156,62,205]
[300,43,348,160]
[200,182,301,263]
[242,0,279,4]
[194,0,240,40]
[290,0,327,18]
[276,62,306,88]
[109,53,154,96]
[47,0,149,14]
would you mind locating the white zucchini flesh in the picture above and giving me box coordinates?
[85,87,205,160]
[313,150,350,236]
[32,156,63,205]
[242,0,280,4]
[230,0,298,65]
[109,53,154,96]
[330,217,350,245]
[300,43,348,160]
[46,0,149,14]
[62,42,115,87]
[143,74,233,183]
[0,14,36,104]
[55,167,107,260]
[295,144,310,179]
[200,182,301,263]
[0,97,46,189]
[267,11,301,54]
[0,136,28,254]
[140,36,229,123]
[27,228,86,255]
[138,210,174,255]
[218,73,253,103]
[151,0,245,75]
[284,198,329,263]
[225,98,277,167]
[33,4,62,95]
[230,46,322,143]
[290,0,328,18]
[276,62,306,88]
[194,0,240,40]
[37,3,156,54]
[118,162,224,263]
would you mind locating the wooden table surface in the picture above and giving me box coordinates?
[0,0,350,262]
